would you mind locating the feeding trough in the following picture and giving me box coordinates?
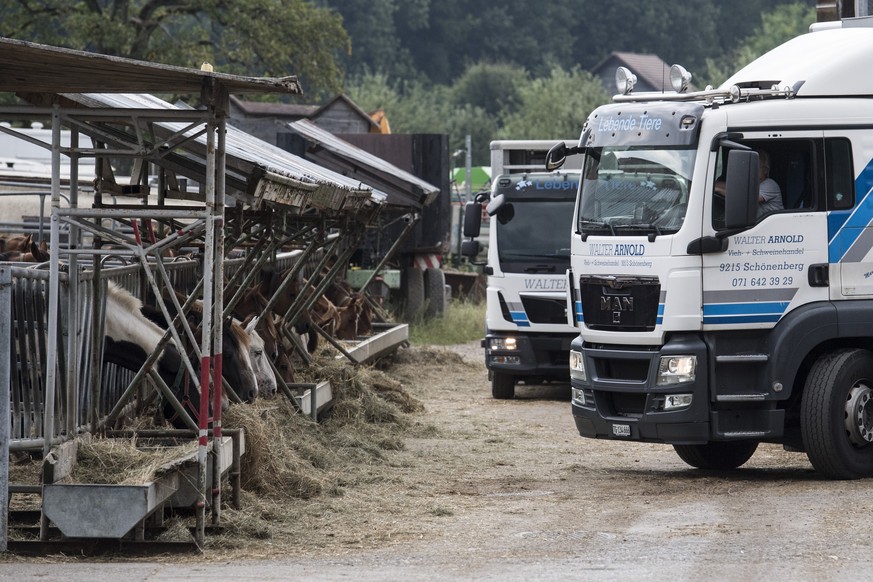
[337,322,409,365]
[41,433,244,539]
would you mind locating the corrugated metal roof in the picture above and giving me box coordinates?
[61,92,386,210]
[287,119,440,208]
[229,95,317,117]
[0,36,301,96]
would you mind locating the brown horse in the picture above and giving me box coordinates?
[325,278,374,340]
[231,285,298,387]
[0,234,49,262]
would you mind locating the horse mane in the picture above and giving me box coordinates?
[228,317,251,350]
[107,281,144,313]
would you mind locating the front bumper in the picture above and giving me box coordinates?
[571,333,711,444]
[570,333,785,444]
[483,331,574,380]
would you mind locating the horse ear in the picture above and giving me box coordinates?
[243,314,259,334]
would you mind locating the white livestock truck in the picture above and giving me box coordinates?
[462,140,581,398]
[547,17,873,478]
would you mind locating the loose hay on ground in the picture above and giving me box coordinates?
[220,350,425,501]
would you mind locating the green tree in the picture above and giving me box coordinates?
[701,2,817,87]
[346,70,500,165]
[3,0,350,98]
[450,62,527,119]
[497,66,609,141]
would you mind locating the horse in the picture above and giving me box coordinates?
[142,291,261,404]
[241,314,278,398]
[102,281,201,428]
[325,278,374,340]
[0,236,49,263]
[231,284,298,388]
[0,233,34,252]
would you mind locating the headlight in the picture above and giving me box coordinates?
[488,337,517,351]
[570,350,587,382]
[657,355,696,386]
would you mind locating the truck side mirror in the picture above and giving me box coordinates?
[725,150,759,230]
[461,239,480,258]
[545,142,567,171]
[463,201,482,238]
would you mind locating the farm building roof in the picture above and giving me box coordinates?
[287,119,439,209]
[59,92,386,210]
[0,36,301,96]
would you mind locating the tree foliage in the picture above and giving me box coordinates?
[497,67,608,141]
[3,0,350,97]
[347,65,607,165]
[701,2,817,87]
[322,0,813,86]
[4,0,820,164]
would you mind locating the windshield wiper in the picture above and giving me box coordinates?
[619,222,663,241]
[578,219,615,235]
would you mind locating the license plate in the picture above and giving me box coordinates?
[611,423,631,437]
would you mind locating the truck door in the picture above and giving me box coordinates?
[826,131,873,300]
[702,133,828,331]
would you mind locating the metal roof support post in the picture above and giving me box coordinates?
[195,111,217,547]
[211,114,227,527]
[40,107,62,540]
[357,213,419,292]
[65,128,81,437]
[0,266,12,552]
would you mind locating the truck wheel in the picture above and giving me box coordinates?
[673,441,758,470]
[801,348,873,479]
[492,373,515,399]
[424,267,446,319]
[403,267,425,320]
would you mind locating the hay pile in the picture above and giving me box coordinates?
[221,348,425,500]
[69,437,198,485]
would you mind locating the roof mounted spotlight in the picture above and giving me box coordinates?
[615,66,637,95]
[729,85,742,103]
[669,64,692,93]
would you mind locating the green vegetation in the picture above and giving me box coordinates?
[3,1,817,162]
[408,300,485,346]
[4,0,349,98]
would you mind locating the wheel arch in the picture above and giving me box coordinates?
[770,300,873,402]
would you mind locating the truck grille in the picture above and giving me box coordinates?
[520,296,567,324]
[579,275,660,332]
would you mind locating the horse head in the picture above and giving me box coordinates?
[153,289,260,405]
[242,315,278,399]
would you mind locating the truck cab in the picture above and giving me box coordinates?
[554,21,873,479]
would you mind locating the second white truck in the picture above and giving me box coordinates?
[463,140,581,398]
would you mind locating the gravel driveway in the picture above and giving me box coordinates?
[4,341,872,581]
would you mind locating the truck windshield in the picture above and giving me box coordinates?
[496,180,576,273]
[577,146,695,236]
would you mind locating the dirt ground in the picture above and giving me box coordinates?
[6,340,873,580]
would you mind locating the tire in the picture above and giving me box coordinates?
[492,373,515,399]
[673,441,758,470]
[403,267,425,320]
[424,267,446,319]
[801,348,873,479]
